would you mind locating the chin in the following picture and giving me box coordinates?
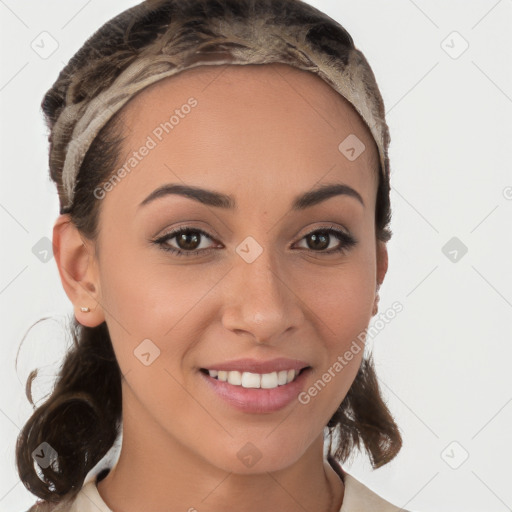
[203,437,307,475]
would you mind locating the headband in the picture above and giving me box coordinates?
[55,4,390,211]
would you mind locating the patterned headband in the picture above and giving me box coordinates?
[54,1,390,211]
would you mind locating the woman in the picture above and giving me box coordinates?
[17,0,410,510]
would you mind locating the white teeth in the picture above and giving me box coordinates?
[242,372,261,388]
[207,368,299,389]
[227,370,242,386]
[261,372,278,389]
[277,370,288,385]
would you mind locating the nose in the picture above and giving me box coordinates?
[220,247,305,344]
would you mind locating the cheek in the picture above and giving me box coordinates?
[97,244,220,378]
[314,280,373,333]
[98,237,193,331]
[295,270,370,436]
[295,254,375,406]
[300,256,375,341]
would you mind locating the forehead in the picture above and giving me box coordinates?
[122,62,375,140]
[106,62,379,213]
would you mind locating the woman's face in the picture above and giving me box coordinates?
[84,63,386,473]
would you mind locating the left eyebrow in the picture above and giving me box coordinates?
[292,182,365,209]
[138,182,364,210]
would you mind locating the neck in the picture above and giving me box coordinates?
[97,401,345,511]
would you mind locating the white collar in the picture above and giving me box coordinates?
[68,436,121,512]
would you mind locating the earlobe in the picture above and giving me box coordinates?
[52,214,105,327]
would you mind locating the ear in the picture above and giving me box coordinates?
[372,240,388,316]
[52,214,105,327]
[375,240,388,290]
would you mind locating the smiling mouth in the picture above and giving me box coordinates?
[199,367,310,389]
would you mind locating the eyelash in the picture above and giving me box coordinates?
[151,225,357,258]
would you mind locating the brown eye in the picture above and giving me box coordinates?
[153,227,218,257]
[174,230,202,251]
[296,226,357,255]
[305,230,330,250]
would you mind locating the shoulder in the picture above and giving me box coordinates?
[25,438,121,512]
[24,468,111,511]
[341,471,413,512]
[24,469,110,512]
[25,494,76,512]
[341,471,411,511]
[328,457,411,512]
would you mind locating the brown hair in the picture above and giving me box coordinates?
[17,0,401,506]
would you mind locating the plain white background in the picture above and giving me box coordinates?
[1,1,511,511]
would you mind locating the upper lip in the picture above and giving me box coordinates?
[201,357,310,374]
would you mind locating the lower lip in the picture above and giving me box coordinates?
[199,368,311,413]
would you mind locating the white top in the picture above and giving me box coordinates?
[28,443,410,512]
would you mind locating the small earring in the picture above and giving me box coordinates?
[80,306,91,313]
